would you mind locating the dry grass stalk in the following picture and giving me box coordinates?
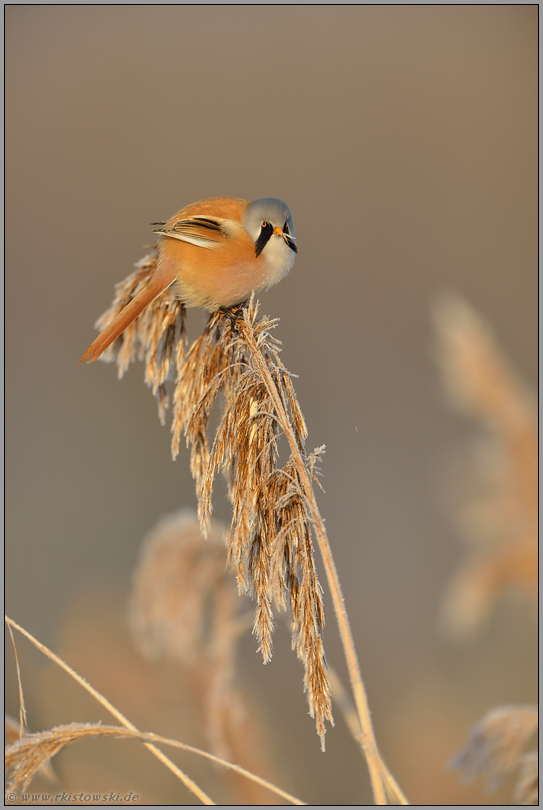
[326,670,408,805]
[92,261,406,803]
[5,615,215,805]
[6,621,27,734]
[4,721,306,805]
[451,704,538,804]
[432,293,538,637]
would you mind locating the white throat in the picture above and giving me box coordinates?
[262,235,296,289]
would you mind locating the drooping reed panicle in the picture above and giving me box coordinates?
[5,716,58,789]
[451,705,538,805]
[88,252,406,803]
[128,509,291,803]
[96,255,332,747]
[129,510,251,764]
[5,719,305,805]
[432,293,538,638]
[433,294,538,806]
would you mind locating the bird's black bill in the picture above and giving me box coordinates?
[285,235,297,253]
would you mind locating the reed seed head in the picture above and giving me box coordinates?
[93,261,333,746]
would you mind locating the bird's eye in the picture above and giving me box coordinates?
[261,220,267,229]
[283,220,290,235]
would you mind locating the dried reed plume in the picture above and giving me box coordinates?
[432,293,538,638]
[5,715,58,788]
[433,295,538,806]
[5,721,304,805]
[88,253,403,803]
[99,255,331,745]
[451,705,538,805]
[128,510,251,764]
[129,510,244,665]
[5,616,305,806]
[6,723,90,796]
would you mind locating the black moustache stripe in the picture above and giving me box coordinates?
[255,222,274,257]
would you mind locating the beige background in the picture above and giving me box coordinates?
[6,6,537,805]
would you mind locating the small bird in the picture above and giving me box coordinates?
[79,196,297,363]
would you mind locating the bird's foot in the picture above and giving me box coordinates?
[217,303,246,329]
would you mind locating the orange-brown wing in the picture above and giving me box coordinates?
[153,216,227,249]
[79,263,176,364]
[80,199,249,363]
[154,197,249,249]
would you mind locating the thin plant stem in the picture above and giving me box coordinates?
[5,616,215,806]
[6,621,27,735]
[241,317,407,806]
[328,668,410,805]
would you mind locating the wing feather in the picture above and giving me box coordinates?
[153,216,227,250]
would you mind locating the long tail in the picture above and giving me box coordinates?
[79,266,176,364]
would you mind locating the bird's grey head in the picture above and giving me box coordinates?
[244,197,297,257]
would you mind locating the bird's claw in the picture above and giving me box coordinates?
[217,304,246,330]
